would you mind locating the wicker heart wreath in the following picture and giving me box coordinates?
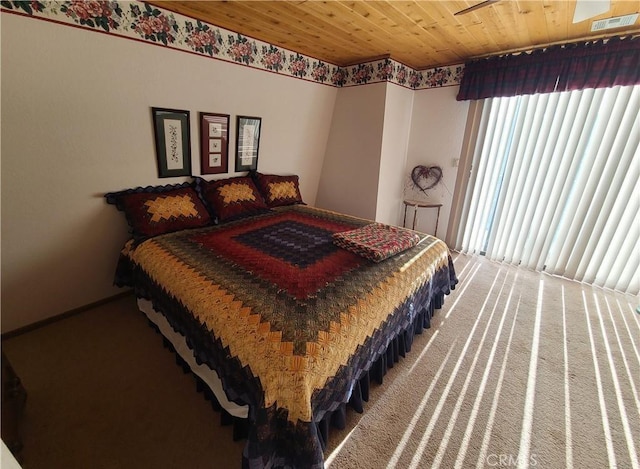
[411,165,443,194]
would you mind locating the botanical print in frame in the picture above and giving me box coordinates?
[235,115,261,172]
[151,107,191,177]
[200,112,230,175]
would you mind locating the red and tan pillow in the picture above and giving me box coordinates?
[254,173,304,207]
[105,183,212,241]
[199,176,269,222]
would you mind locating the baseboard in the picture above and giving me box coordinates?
[1,290,134,340]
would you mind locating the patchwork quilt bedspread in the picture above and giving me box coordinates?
[115,205,457,468]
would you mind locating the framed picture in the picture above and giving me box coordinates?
[200,112,230,174]
[151,107,191,177]
[235,115,262,172]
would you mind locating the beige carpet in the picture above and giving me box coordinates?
[2,253,639,468]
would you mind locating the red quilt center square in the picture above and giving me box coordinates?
[190,212,363,299]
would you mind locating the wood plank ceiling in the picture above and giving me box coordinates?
[149,1,640,70]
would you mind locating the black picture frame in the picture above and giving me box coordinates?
[151,107,192,178]
[200,112,230,175]
[235,115,261,172]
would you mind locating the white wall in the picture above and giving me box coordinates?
[376,84,414,226]
[315,83,386,220]
[1,15,337,333]
[317,82,467,237]
[405,86,470,239]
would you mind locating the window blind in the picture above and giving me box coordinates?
[456,85,639,295]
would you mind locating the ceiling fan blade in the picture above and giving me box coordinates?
[454,0,500,16]
[573,0,610,23]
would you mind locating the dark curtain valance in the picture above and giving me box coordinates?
[457,36,640,101]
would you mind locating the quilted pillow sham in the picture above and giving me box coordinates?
[105,183,212,241]
[253,172,304,207]
[198,176,269,222]
[333,223,421,263]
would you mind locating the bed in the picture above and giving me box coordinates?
[106,174,457,468]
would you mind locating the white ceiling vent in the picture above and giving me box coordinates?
[591,13,639,32]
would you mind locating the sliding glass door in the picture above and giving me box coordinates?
[454,85,639,295]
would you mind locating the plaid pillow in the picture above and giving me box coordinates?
[199,176,269,222]
[333,223,421,262]
[254,173,304,207]
[105,183,212,241]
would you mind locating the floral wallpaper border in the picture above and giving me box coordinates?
[1,0,463,89]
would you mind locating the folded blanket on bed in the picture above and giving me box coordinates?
[333,222,422,262]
